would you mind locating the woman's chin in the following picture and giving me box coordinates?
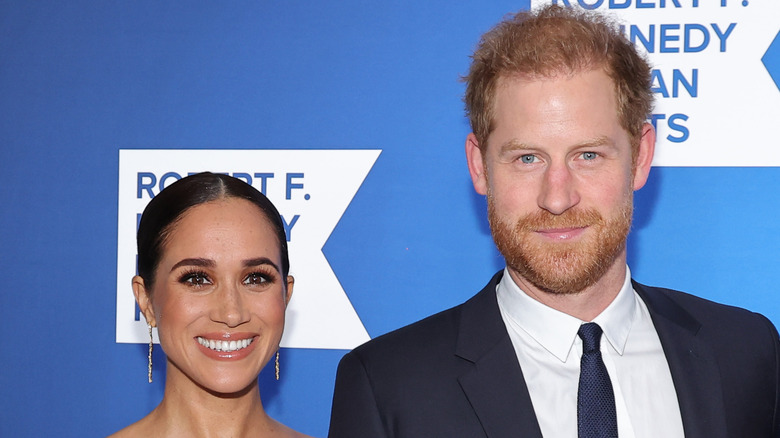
[197,377,259,398]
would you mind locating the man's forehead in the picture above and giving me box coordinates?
[495,65,611,88]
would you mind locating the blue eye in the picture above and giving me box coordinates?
[582,152,598,160]
[520,154,537,164]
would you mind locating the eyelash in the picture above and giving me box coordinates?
[176,268,277,288]
[519,154,537,164]
[517,152,599,164]
[179,269,211,287]
[243,271,274,286]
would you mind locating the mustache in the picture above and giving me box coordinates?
[515,208,604,232]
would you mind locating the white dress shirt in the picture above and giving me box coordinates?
[496,267,685,438]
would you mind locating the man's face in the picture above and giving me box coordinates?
[466,69,654,295]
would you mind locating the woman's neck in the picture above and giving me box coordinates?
[147,362,276,438]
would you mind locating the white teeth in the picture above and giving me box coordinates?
[198,336,253,353]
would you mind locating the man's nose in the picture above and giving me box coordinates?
[537,162,580,215]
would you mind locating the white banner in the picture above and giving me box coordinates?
[534,0,780,166]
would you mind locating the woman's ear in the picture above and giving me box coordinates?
[284,275,294,308]
[132,276,156,327]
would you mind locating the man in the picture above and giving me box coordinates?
[328,5,780,438]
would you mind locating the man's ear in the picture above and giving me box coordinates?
[132,276,156,327]
[632,122,655,191]
[466,133,488,195]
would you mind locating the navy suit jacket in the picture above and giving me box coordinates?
[329,271,780,438]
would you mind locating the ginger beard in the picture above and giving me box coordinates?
[487,189,633,295]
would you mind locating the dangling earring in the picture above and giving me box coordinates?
[275,350,280,381]
[147,324,154,383]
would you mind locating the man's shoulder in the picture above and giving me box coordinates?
[334,292,468,385]
[634,280,777,337]
[635,280,764,316]
[352,301,463,358]
[346,272,505,366]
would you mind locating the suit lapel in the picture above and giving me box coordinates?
[634,282,728,438]
[455,272,543,438]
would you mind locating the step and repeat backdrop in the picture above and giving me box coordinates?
[2,1,779,436]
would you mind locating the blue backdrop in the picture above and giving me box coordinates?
[1,1,779,437]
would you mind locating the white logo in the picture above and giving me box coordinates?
[116,149,381,349]
[535,0,780,166]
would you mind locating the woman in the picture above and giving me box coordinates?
[111,172,311,438]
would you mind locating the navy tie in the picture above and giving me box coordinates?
[577,322,618,438]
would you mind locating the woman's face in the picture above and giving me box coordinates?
[134,197,292,395]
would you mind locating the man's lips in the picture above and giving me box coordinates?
[534,226,588,240]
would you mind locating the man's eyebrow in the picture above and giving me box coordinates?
[498,136,613,153]
[498,138,534,153]
[576,135,612,148]
[170,258,215,272]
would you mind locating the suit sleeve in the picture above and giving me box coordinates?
[767,316,780,438]
[751,312,780,438]
[328,350,387,438]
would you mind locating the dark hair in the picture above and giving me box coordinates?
[136,172,290,289]
[464,4,653,153]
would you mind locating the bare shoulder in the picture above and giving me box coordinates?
[270,419,314,438]
[106,424,139,438]
[109,414,312,438]
[106,415,154,438]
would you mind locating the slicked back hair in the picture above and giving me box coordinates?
[136,172,290,291]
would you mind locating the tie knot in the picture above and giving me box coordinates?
[578,322,603,353]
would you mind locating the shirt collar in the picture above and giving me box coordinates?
[496,266,637,363]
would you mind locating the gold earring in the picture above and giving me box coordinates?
[275,350,280,381]
[147,324,153,383]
